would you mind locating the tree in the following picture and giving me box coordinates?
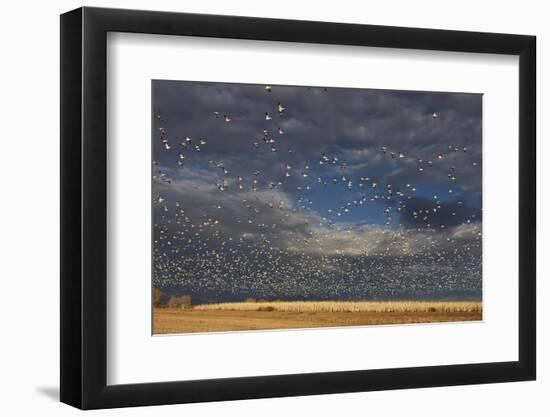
[168,295,192,309]
[152,288,166,307]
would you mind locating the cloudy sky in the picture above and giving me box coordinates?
[152,80,482,303]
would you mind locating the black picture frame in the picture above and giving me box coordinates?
[60,6,536,410]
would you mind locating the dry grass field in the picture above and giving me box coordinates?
[153,301,482,334]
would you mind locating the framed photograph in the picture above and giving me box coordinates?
[60,6,536,409]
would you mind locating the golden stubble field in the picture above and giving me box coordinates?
[153,300,482,334]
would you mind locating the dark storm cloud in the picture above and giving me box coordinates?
[398,197,481,229]
[153,81,482,197]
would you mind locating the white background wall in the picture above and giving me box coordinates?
[0,0,545,415]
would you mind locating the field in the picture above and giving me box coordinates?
[153,301,482,334]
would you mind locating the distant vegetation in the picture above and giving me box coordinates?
[244,297,269,303]
[168,295,192,309]
[153,292,481,314]
[152,288,167,307]
[153,288,482,320]
[153,288,192,309]
[192,300,482,313]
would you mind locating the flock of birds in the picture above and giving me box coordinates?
[152,84,482,301]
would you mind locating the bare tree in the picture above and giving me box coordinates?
[168,295,192,309]
[152,288,166,307]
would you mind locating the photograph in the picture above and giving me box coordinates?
[151,80,483,334]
